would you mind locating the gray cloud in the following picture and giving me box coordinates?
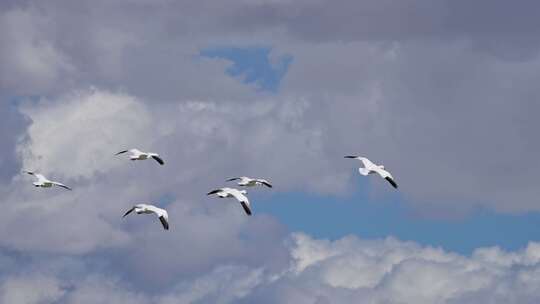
[3,234,540,303]
[0,101,28,182]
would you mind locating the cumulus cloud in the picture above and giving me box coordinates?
[239,233,540,303]
[18,89,153,179]
[2,233,540,304]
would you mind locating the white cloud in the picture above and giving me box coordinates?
[238,233,540,304]
[159,265,264,304]
[1,233,540,304]
[18,89,153,179]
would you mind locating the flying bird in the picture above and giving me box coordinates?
[23,171,72,190]
[123,204,169,230]
[115,149,164,165]
[226,176,272,188]
[207,187,252,215]
[344,156,398,189]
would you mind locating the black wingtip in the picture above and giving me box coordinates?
[115,150,128,155]
[385,177,398,189]
[207,189,220,195]
[159,216,169,230]
[226,178,239,182]
[263,182,273,188]
[122,207,135,218]
[240,201,252,216]
[152,156,165,165]
[344,155,358,159]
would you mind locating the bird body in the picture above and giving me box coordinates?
[226,176,272,188]
[24,171,72,190]
[123,203,169,230]
[344,156,398,189]
[116,148,164,165]
[207,187,252,215]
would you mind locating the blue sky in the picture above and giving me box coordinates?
[201,47,292,92]
[257,191,540,255]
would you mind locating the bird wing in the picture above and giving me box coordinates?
[345,156,375,169]
[258,180,273,188]
[358,157,375,169]
[385,177,398,189]
[147,205,167,217]
[147,206,169,230]
[130,149,143,155]
[115,150,129,155]
[240,201,252,216]
[159,216,169,230]
[123,207,136,217]
[25,171,46,181]
[207,189,223,195]
[226,177,241,182]
[373,168,398,189]
[230,191,251,215]
[52,181,72,190]
[151,155,165,165]
[35,174,47,181]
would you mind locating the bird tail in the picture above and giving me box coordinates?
[358,167,370,176]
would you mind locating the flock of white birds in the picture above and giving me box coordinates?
[23,149,398,231]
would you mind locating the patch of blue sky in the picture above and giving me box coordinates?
[254,189,540,255]
[200,46,292,93]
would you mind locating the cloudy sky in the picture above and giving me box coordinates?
[1,0,540,303]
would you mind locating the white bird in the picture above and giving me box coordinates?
[123,204,169,230]
[23,171,72,190]
[207,187,252,215]
[226,176,272,188]
[344,155,398,189]
[115,149,164,165]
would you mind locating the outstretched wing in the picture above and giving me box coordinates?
[159,216,169,230]
[345,156,375,169]
[374,168,398,189]
[52,182,72,191]
[260,181,273,188]
[240,201,252,216]
[123,207,136,217]
[24,171,46,181]
[151,155,165,165]
[358,157,375,169]
[231,191,252,216]
[385,177,398,189]
[207,189,222,195]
